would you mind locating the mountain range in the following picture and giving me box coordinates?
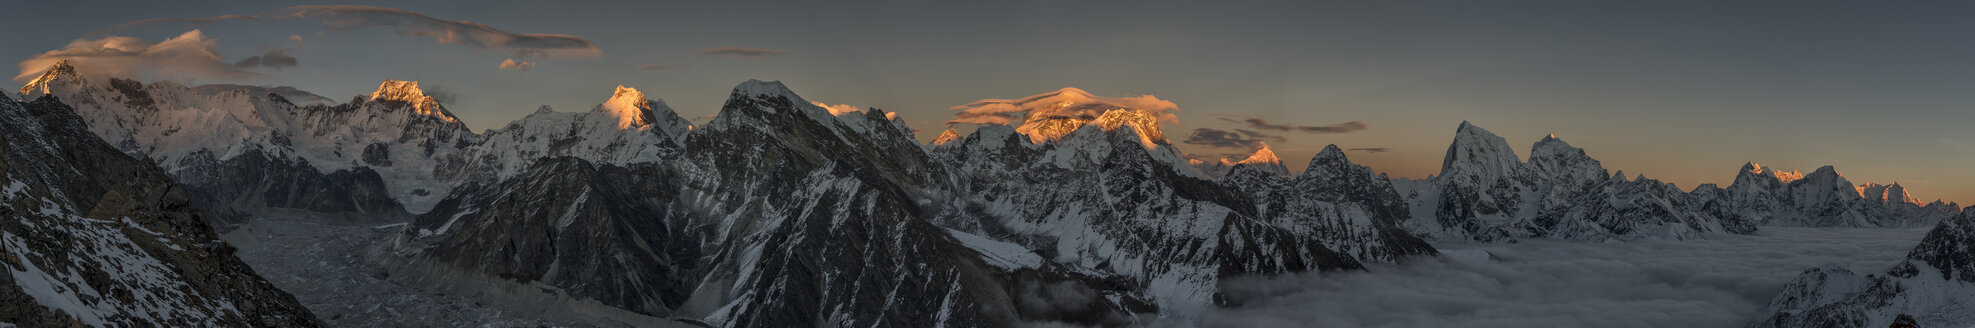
[3,59,1967,327]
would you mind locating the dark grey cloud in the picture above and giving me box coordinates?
[421,84,459,106]
[1183,128,1281,150]
[1216,114,1369,134]
[279,6,601,59]
[233,49,298,69]
[1196,227,1930,327]
[1349,147,1391,153]
[697,47,788,57]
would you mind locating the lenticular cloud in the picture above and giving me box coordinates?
[947,87,1180,127]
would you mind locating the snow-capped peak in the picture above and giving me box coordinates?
[598,85,654,129]
[931,128,962,146]
[1439,121,1524,183]
[1087,108,1166,148]
[732,79,806,104]
[19,59,83,98]
[1743,162,1806,183]
[1231,142,1291,176]
[1238,142,1283,166]
[366,80,456,123]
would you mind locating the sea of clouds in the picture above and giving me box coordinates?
[1194,227,1931,328]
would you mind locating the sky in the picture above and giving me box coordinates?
[2,0,1971,203]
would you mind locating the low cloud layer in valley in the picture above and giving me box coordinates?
[1199,227,1931,327]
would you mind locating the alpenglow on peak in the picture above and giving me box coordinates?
[600,85,653,129]
[366,80,455,123]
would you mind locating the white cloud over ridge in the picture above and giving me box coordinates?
[14,30,258,82]
[1194,227,1930,327]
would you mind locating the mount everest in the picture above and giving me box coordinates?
[2,59,1967,327]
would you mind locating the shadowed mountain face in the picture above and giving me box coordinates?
[1756,209,1975,327]
[0,93,319,326]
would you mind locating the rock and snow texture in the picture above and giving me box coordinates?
[1755,209,1975,327]
[1709,163,1957,228]
[0,93,318,326]
[14,60,471,221]
[1396,122,1756,242]
[928,96,1426,317]
[400,81,1148,327]
[434,85,693,181]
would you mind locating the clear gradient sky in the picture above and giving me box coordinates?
[4,0,1971,203]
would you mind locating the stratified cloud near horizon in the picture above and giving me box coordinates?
[947,87,1180,126]
[15,30,261,82]
[1183,128,1279,150]
[89,6,603,60]
[1215,114,1369,134]
[278,6,601,59]
[233,49,297,69]
[697,47,788,57]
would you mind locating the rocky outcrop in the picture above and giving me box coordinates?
[0,93,318,326]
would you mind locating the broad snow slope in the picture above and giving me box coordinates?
[400,80,1148,327]
[18,60,472,218]
[1395,122,1755,242]
[928,108,1410,315]
[1755,209,1975,327]
[0,93,318,326]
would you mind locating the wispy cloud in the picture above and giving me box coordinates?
[1215,114,1369,134]
[1183,128,1277,150]
[1349,147,1391,153]
[232,49,298,70]
[948,87,1180,126]
[15,30,261,82]
[697,47,788,57]
[497,59,535,70]
[88,6,602,59]
[636,64,687,71]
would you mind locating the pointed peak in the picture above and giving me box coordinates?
[1742,162,1762,173]
[599,85,654,129]
[931,128,962,146]
[20,59,85,97]
[534,105,555,114]
[365,79,456,123]
[1317,144,1345,158]
[1238,143,1282,166]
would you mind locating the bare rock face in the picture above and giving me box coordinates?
[0,94,319,327]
